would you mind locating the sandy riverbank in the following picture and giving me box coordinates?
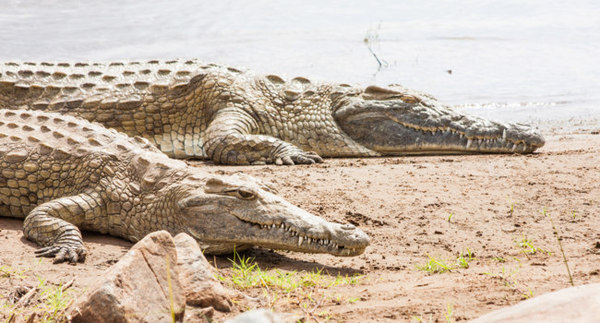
[1,132,599,321]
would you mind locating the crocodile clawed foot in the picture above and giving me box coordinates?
[275,150,323,165]
[35,243,87,264]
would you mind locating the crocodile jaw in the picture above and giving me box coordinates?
[334,97,545,155]
[180,188,369,257]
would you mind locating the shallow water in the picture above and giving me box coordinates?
[1,0,599,128]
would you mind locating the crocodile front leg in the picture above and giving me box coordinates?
[23,191,104,263]
[203,107,323,165]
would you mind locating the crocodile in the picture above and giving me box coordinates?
[0,60,544,165]
[0,109,369,263]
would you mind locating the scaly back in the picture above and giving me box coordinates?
[0,60,234,109]
[0,109,186,218]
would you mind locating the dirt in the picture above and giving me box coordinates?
[1,133,600,322]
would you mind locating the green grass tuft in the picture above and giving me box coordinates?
[415,250,475,274]
[217,249,366,318]
[415,255,454,274]
[516,235,551,256]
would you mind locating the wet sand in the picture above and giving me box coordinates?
[1,132,599,321]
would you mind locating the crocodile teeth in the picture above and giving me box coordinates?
[298,236,304,246]
[502,129,507,140]
[466,139,473,149]
[511,143,517,152]
[271,224,276,229]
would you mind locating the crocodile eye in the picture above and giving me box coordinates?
[236,187,256,200]
[224,187,256,200]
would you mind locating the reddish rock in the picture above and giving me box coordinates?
[174,233,234,312]
[69,231,185,322]
[470,284,600,323]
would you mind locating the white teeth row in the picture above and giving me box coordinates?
[296,235,335,247]
[464,137,528,151]
[258,223,336,248]
[426,127,513,144]
[425,127,463,137]
[408,123,530,152]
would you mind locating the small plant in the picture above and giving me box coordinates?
[447,213,454,222]
[218,249,366,315]
[33,278,76,322]
[412,314,434,323]
[491,256,506,263]
[317,310,333,321]
[522,287,535,299]
[508,200,516,216]
[415,255,453,274]
[483,265,519,287]
[516,236,551,256]
[444,303,454,323]
[416,250,475,274]
[456,249,474,269]
[0,263,79,322]
[347,297,360,304]
[483,263,533,298]
[0,265,26,279]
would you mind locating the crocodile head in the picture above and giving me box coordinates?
[332,85,545,155]
[176,173,369,256]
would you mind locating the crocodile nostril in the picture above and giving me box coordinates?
[341,224,355,230]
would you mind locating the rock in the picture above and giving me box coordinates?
[470,283,600,323]
[225,309,304,323]
[69,231,185,322]
[174,233,234,312]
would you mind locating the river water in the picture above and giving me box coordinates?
[1,0,599,130]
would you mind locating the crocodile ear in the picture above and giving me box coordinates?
[204,177,232,194]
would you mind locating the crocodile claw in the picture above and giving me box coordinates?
[35,244,87,264]
[275,150,323,165]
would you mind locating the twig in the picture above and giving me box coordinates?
[25,313,37,323]
[13,286,39,309]
[299,288,324,323]
[545,209,574,286]
[61,278,75,292]
[366,45,383,68]
[165,257,176,323]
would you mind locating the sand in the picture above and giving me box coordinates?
[1,132,599,322]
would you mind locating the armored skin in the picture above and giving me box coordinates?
[0,60,544,165]
[0,109,369,263]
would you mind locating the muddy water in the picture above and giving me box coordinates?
[1,0,599,128]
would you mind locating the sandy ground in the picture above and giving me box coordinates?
[1,132,599,322]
